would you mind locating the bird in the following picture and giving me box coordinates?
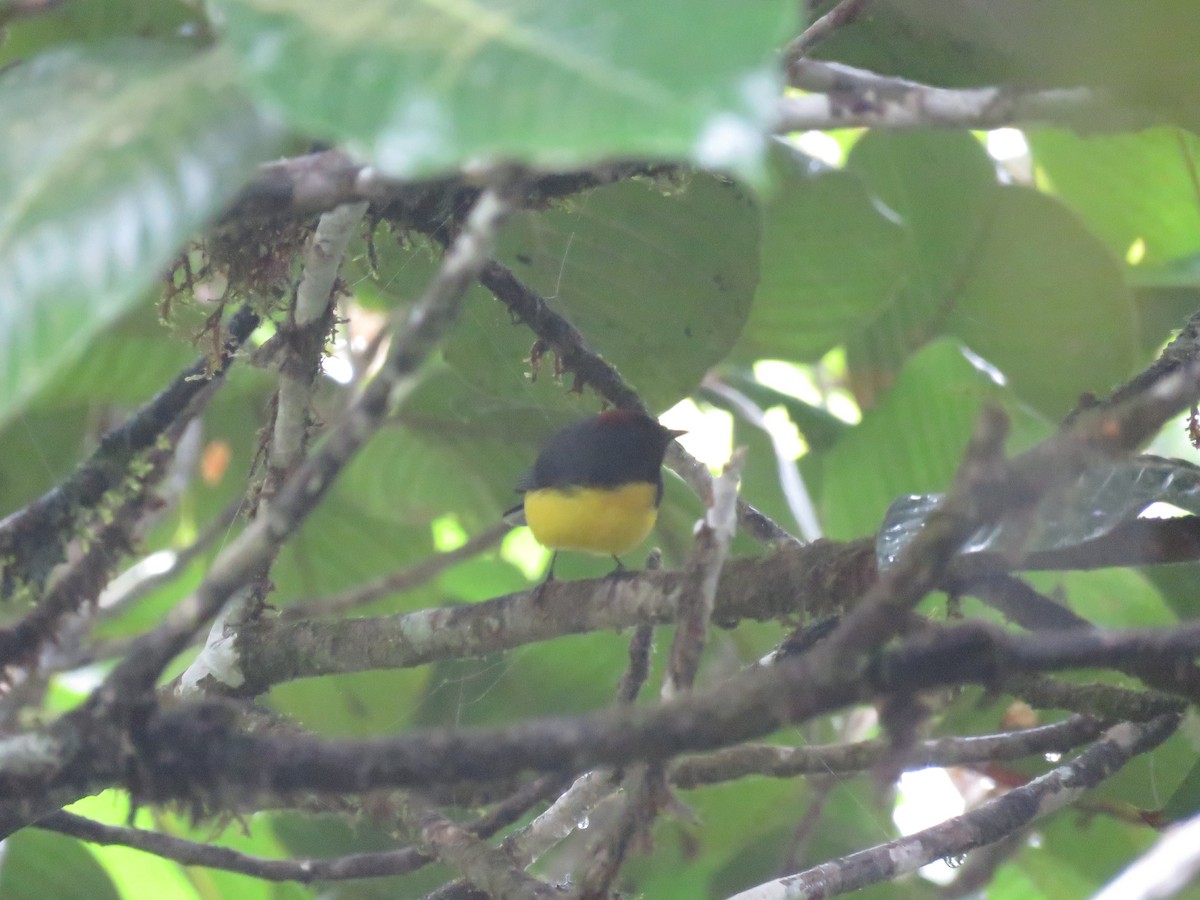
[507,410,684,579]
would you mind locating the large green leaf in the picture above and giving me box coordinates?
[732,143,909,363]
[818,338,1049,540]
[0,829,121,900]
[0,0,201,67]
[0,40,282,425]
[1030,128,1200,267]
[843,131,1000,399]
[846,132,1139,418]
[847,130,998,309]
[945,186,1138,416]
[212,0,792,180]
[452,173,761,411]
[357,172,761,414]
[815,0,1200,121]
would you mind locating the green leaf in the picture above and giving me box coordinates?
[32,302,196,409]
[1161,753,1200,824]
[818,338,1048,540]
[466,173,761,411]
[847,130,998,308]
[65,793,201,900]
[945,186,1138,416]
[0,40,282,426]
[843,131,1000,395]
[733,143,909,363]
[358,172,761,414]
[1030,128,1200,267]
[212,0,793,180]
[0,0,202,67]
[814,0,1200,118]
[0,829,120,900]
[846,133,1138,417]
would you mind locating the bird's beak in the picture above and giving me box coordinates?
[667,428,687,439]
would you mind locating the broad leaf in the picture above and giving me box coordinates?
[0,41,282,425]
[1031,128,1200,267]
[847,132,1138,417]
[819,338,1048,540]
[733,143,909,363]
[212,0,792,180]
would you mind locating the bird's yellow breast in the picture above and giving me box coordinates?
[523,482,660,557]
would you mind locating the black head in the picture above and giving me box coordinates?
[517,410,684,493]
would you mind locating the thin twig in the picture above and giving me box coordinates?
[783,0,874,61]
[723,715,1180,899]
[778,59,1163,133]
[400,794,557,900]
[671,715,1105,788]
[283,521,510,619]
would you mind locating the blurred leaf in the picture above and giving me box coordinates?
[733,143,909,362]
[1030,129,1200,267]
[815,0,1200,118]
[0,0,201,67]
[453,173,761,412]
[847,130,997,309]
[274,495,435,601]
[0,829,120,900]
[213,0,793,180]
[355,173,760,415]
[1026,568,1174,631]
[819,338,1048,540]
[33,302,196,409]
[843,131,999,402]
[1142,561,1200,621]
[944,186,1137,417]
[0,406,89,519]
[879,456,1200,570]
[847,132,1137,417]
[0,40,282,425]
[65,793,200,900]
[267,667,431,737]
[1161,754,1200,824]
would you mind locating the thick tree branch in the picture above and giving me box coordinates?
[0,618,1186,815]
[234,540,874,693]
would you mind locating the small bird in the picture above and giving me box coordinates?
[508,410,684,578]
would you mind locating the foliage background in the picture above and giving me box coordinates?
[1,0,1200,898]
